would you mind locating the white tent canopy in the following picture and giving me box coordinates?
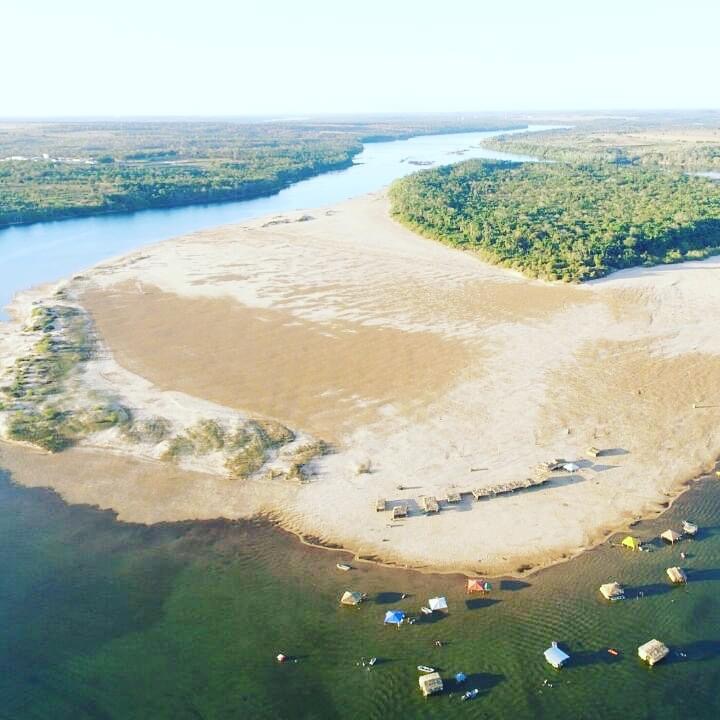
[428,596,448,612]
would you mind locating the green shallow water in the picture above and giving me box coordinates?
[1,465,719,720]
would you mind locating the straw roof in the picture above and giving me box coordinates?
[340,590,364,606]
[418,672,443,696]
[599,581,625,600]
[638,639,669,665]
[666,566,687,584]
[661,529,681,543]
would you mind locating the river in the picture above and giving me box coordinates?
[1,126,719,719]
[0,126,548,319]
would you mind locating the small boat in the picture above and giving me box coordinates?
[417,665,435,673]
[608,648,619,656]
[682,520,698,536]
[461,689,479,701]
[420,606,433,615]
[336,563,352,571]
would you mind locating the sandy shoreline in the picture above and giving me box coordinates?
[2,191,720,575]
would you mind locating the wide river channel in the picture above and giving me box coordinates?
[0,126,547,318]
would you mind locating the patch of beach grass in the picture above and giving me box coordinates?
[287,440,330,482]
[6,407,74,452]
[224,419,296,480]
[123,415,172,444]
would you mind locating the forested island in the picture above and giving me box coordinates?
[390,160,720,281]
[0,117,521,227]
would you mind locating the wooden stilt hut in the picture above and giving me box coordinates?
[419,672,443,697]
[599,582,625,601]
[638,639,669,666]
[666,566,687,584]
[392,504,408,520]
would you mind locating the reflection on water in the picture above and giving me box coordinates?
[1,464,719,719]
[0,126,552,319]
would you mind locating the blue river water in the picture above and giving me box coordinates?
[0,126,552,318]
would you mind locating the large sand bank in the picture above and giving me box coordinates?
[2,192,720,575]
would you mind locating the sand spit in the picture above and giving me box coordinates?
[2,191,720,575]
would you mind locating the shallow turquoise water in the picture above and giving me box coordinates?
[1,464,718,719]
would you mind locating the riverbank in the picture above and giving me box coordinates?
[2,191,720,575]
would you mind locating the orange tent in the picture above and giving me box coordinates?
[467,578,491,593]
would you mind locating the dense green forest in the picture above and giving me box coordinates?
[484,127,720,171]
[0,118,521,227]
[389,160,720,281]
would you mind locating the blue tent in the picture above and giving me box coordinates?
[384,610,405,625]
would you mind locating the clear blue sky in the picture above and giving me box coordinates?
[2,0,719,117]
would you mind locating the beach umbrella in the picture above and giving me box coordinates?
[467,578,491,594]
[428,596,448,612]
[455,672,467,683]
[384,610,405,625]
[621,536,640,551]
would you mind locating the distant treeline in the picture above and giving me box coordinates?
[484,128,720,171]
[0,118,522,227]
[389,160,720,281]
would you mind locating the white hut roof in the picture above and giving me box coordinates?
[544,642,570,668]
[428,596,448,611]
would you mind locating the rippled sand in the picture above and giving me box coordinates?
[4,191,720,574]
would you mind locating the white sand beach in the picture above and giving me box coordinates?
[2,191,720,575]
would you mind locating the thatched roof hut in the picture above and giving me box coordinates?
[666,566,687,584]
[638,639,669,666]
[421,496,439,513]
[661,529,682,544]
[599,582,625,601]
[418,672,443,696]
[340,590,364,606]
[445,490,461,504]
[587,446,601,458]
[392,504,408,519]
